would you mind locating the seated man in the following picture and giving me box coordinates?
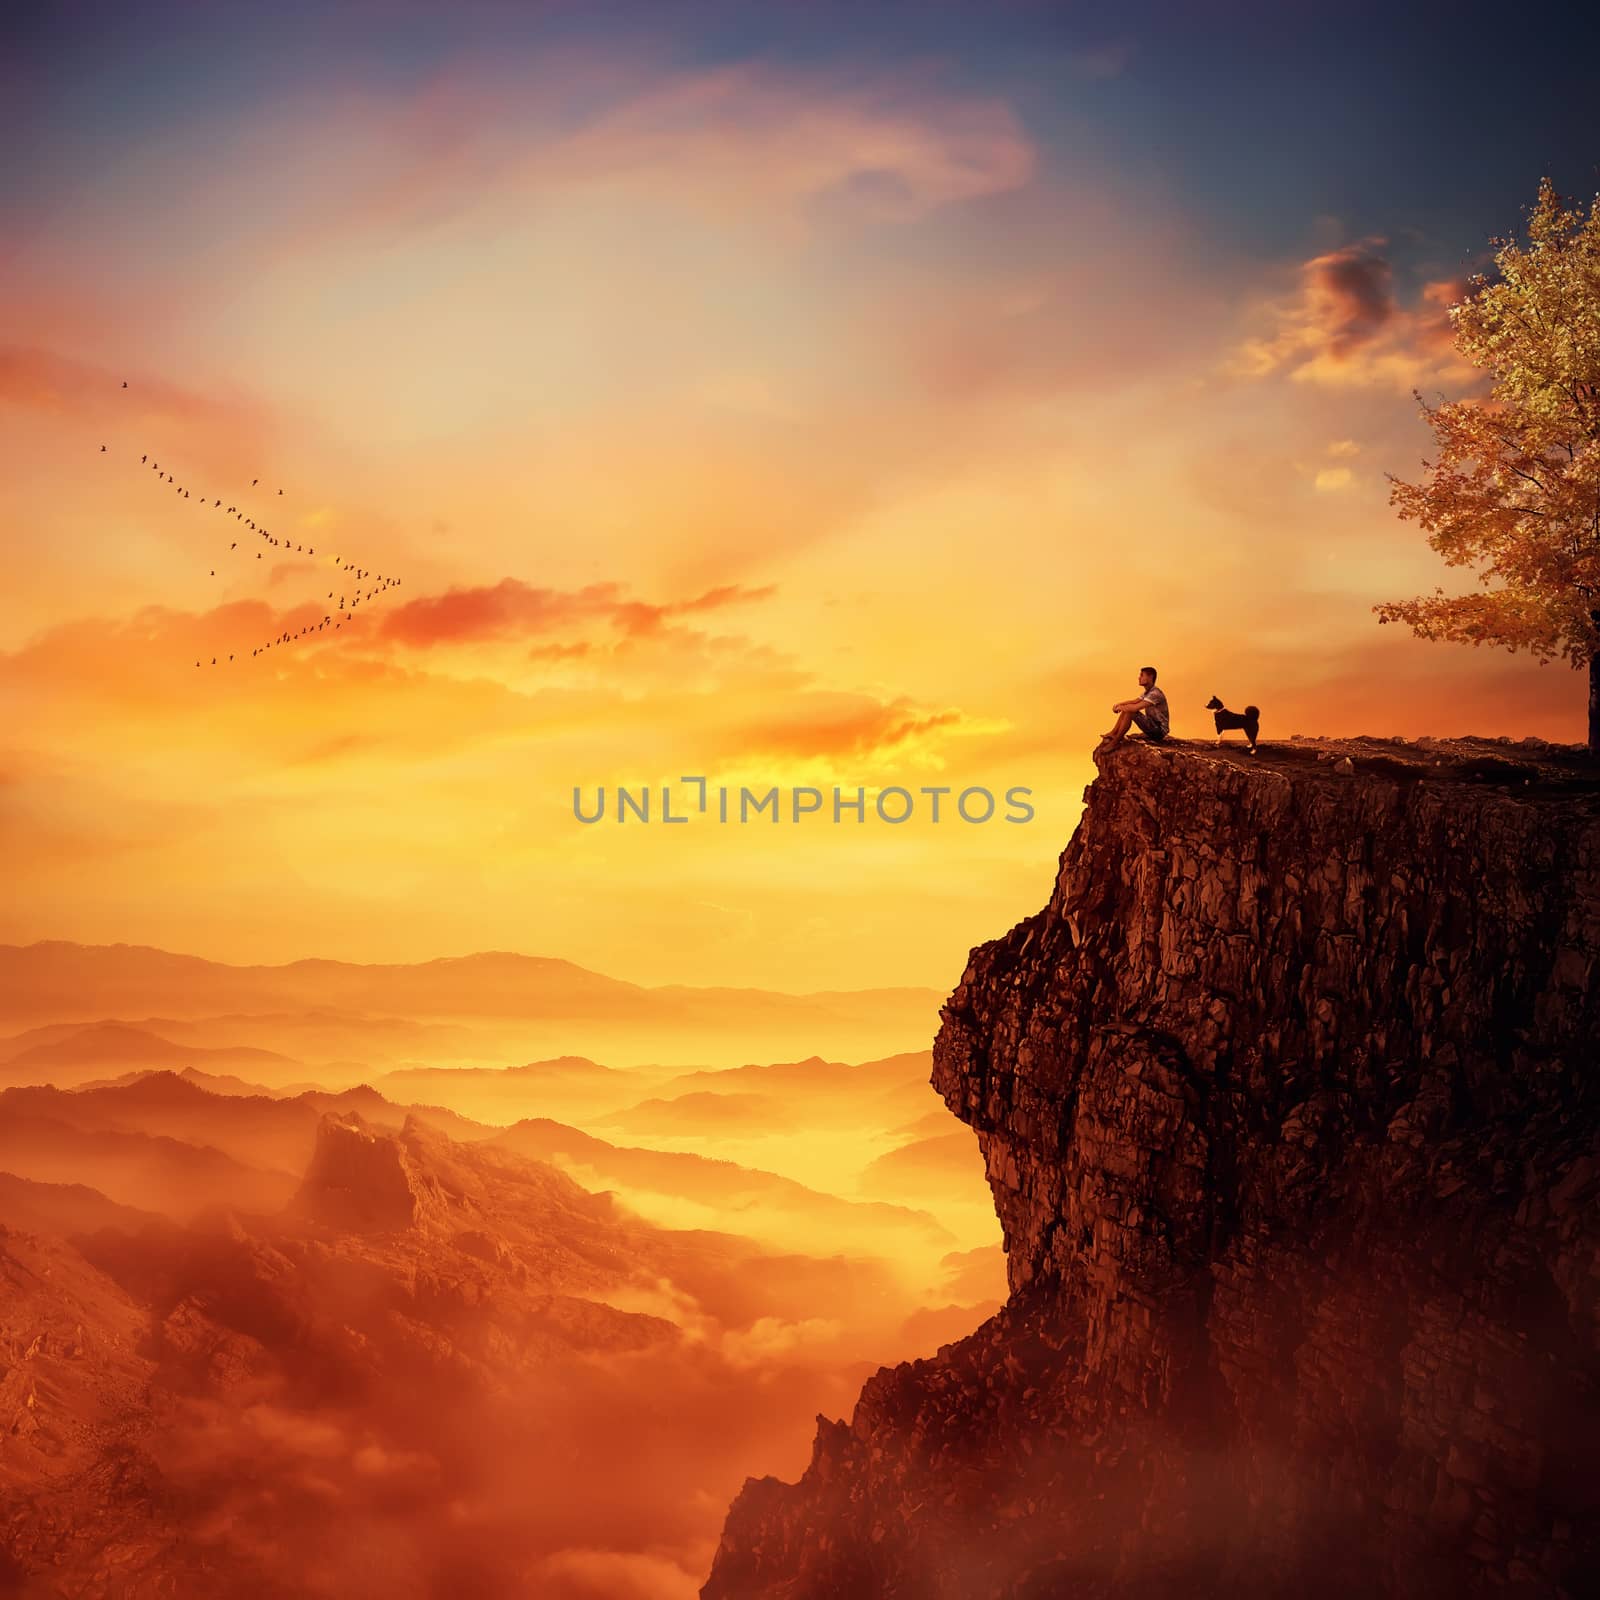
[1096,665,1169,752]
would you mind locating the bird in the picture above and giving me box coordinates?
[100,444,106,452]
[141,455,147,463]
[252,478,258,486]
[278,488,283,495]
[210,569,215,576]
[230,542,236,549]
[121,381,127,388]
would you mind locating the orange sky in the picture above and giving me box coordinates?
[2,40,1587,989]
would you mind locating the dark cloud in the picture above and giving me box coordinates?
[1226,243,1479,390]
[1303,243,1396,359]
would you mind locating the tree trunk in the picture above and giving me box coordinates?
[1592,610,1600,755]
[1591,646,1599,754]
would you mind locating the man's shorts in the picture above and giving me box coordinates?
[1131,711,1168,742]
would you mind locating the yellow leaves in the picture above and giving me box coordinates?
[1370,588,1570,663]
[1379,177,1600,672]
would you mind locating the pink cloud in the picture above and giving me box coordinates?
[0,343,272,439]
[377,579,776,649]
[1223,243,1479,391]
[265,53,1036,255]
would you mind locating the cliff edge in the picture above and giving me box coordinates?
[703,735,1600,1600]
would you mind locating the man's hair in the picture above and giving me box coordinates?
[1141,665,1158,681]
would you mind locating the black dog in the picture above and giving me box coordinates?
[1206,695,1260,751]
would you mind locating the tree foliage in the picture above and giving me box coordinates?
[1375,177,1600,677]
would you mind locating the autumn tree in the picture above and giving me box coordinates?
[1375,176,1600,750]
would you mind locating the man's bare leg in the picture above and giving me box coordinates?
[1096,708,1136,750]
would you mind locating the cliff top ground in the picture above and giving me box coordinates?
[1098,732,1600,801]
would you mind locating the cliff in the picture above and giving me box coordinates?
[703,735,1600,1600]
[290,1111,457,1231]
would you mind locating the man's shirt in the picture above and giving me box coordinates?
[1136,684,1170,736]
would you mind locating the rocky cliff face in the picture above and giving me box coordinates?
[703,736,1600,1600]
[292,1111,456,1232]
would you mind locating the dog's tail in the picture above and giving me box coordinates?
[1244,705,1260,718]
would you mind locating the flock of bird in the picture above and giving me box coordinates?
[107,378,404,666]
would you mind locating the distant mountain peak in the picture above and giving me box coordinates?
[291,1112,456,1233]
[95,1068,212,1103]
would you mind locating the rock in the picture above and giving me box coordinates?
[291,1113,447,1232]
[705,742,1600,1600]
[1333,756,1355,774]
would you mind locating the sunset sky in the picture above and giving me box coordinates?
[4,0,1596,990]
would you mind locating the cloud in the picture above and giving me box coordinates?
[378,579,776,650]
[1313,467,1353,492]
[1307,243,1396,356]
[0,574,990,804]
[532,1545,704,1600]
[244,1403,350,1459]
[1415,275,1473,356]
[0,577,775,709]
[0,342,273,440]
[728,695,972,763]
[1065,38,1137,81]
[1222,243,1477,391]
[719,1314,849,1368]
[273,53,1036,254]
